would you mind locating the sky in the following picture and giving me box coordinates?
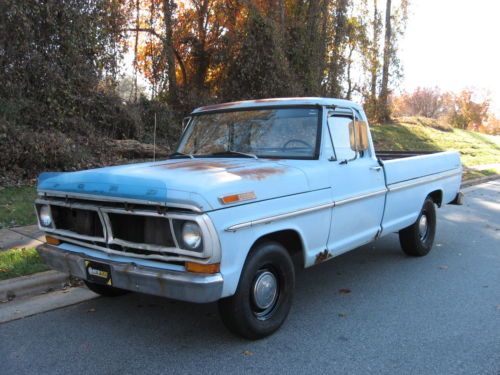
[400,0,500,115]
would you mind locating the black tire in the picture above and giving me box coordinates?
[84,280,129,297]
[399,197,436,257]
[218,241,295,340]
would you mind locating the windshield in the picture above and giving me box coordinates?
[177,108,320,159]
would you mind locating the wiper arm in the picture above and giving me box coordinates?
[169,151,194,159]
[209,150,258,159]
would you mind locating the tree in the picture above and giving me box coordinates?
[222,9,295,100]
[378,0,392,122]
[325,0,350,98]
[392,87,444,118]
[362,0,382,120]
[449,89,489,130]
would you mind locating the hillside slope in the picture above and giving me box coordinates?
[371,117,500,179]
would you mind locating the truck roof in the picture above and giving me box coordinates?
[192,97,363,114]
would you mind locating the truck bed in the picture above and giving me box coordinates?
[378,149,462,235]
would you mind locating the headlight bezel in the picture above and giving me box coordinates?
[173,219,204,252]
[37,204,53,228]
[181,221,203,249]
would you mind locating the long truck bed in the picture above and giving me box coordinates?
[378,150,462,235]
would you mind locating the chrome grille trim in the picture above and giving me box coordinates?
[36,196,221,263]
[36,199,107,242]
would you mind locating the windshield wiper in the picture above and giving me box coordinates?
[169,151,194,159]
[209,150,258,159]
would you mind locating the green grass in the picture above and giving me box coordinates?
[0,186,37,229]
[462,169,498,181]
[0,247,49,281]
[371,117,500,170]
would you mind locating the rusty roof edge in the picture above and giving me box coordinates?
[191,97,362,114]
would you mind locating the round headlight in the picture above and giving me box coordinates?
[39,205,52,227]
[181,222,202,250]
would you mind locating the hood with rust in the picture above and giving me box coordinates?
[37,158,309,211]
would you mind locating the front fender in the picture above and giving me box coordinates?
[207,189,332,297]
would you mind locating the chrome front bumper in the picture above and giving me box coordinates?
[36,244,223,303]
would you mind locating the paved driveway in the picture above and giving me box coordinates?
[1,181,499,375]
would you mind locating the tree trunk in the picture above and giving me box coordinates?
[379,0,392,122]
[163,0,178,103]
[370,0,379,101]
[327,0,349,98]
[132,0,140,103]
[346,44,355,100]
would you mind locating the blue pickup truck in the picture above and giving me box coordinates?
[35,97,463,339]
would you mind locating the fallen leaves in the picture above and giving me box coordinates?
[242,350,253,356]
[438,265,448,270]
[87,308,96,313]
[338,312,347,318]
[338,288,351,295]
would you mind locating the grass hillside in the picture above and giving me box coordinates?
[371,116,500,180]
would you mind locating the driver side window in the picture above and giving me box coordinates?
[328,116,356,161]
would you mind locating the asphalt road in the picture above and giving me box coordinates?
[1,181,499,375]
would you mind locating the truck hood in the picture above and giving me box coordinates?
[37,158,310,211]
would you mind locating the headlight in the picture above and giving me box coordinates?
[39,205,52,227]
[181,222,202,250]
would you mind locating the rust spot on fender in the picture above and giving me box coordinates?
[315,249,332,264]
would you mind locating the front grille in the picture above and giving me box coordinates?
[51,206,104,238]
[108,213,175,248]
[36,195,208,263]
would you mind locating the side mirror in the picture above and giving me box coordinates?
[182,117,191,131]
[349,120,369,152]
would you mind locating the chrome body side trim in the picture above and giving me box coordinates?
[387,169,461,192]
[225,188,389,232]
[335,188,387,206]
[225,202,335,232]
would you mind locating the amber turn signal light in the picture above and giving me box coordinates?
[45,235,61,245]
[185,262,220,274]
[219,191,256,205]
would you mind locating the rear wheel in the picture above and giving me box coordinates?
[84,280,129,297]
[218,241,295,340]
[399,197,436,257]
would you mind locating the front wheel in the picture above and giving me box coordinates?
[399,197,436,257]
[218,241,295,340]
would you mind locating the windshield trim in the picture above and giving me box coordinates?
[176,105,323,160]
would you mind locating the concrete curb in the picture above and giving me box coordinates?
[0,286,97,324]
[0,270,70,302]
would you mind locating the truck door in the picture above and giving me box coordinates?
[326,111,387,256]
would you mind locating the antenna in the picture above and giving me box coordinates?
[153,112,157,162]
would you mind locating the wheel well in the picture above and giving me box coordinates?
[252,230,304,269]
[428,190,443,207]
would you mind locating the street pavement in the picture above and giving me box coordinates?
[1,181,499,375]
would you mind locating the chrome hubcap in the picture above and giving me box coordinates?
[418,214,428,240]
[252,271,278,310]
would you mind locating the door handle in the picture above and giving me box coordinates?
[370,166,382,172]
